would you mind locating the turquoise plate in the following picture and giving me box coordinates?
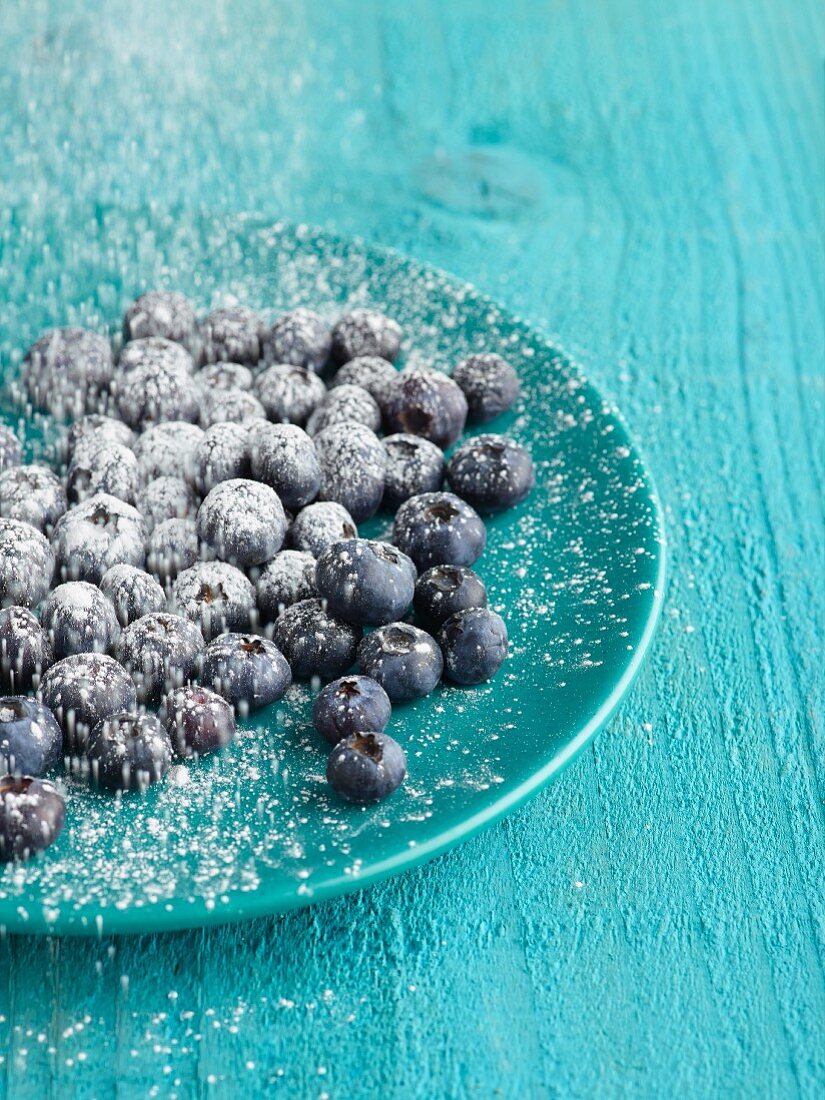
[0,214,665,935]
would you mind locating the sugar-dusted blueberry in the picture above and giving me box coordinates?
[413,565,487,630]
[262,308,331,372]
[197,361,254,392]
[0,607,53,693]
[199,387,266,429]
[438,607,509,685]
[316,539,416,627]
[53,494,146,584]
[86,712,172,792]
[0,425,22,474]
[188,422,249,497]
[288,501,358,558]
[201,633,292,712]
[382,434,445,511]
[133,421,204,483]
[392,491,486,571]
[197,479,287,568]
[137,476,198,530]
[273,598,361,681]
[312,675,391,746]
[314,421,386,523]
[122,291,199,355]
[249,424,320,512]
[24,327,114,419]
[158,684,236,760]
[0,464,67,534]
[331,309,402,366]
[330,356,398,417]
[117,612,204,704]
[326,732,406,803]
[118,335,195,376]
[0,697,62,776]
[200,305,264,366]
[171,561,255,641]
[41,581,120,659]
[384,368,467,450]
[256,550,317,622]
[146,518,199,585]
[67,415,135,467]
[254,364,327,426]
[39,652,137,754]
[452,353,520,424]
[100,564,166,627]
[0,518,55,608]
[446,434,535,513]
[306,385,381,437]
[115,358,200,430]
[0,776,65,861]
[358,622,443,701]
[67,441,140,506]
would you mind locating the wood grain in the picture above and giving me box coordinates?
[0,0,822,1096]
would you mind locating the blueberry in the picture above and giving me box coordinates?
[41,582,120,659]
[0,607,53,692]
[188,422,250,497]
[273,598,361,680]
[133,421,204,483]
[67,415,135,467]
[316,539,416,626]
[146,518,199,584]
[171,561,255,641]
[86,712,172,791]
[330,356,398,417]
[201,632,292,712]
[384,368,468,449]
[115,357,200,429]
[199,387,266,429]
[413,565,487,630]
[197,479,287,568]
[262,308,331,372]
[0,425,22,474]
[288,502,358,558]
[117,612,204,704]
[254,364,327,426]
[392,492,486,571]
[0,697,62,776]
[446,434,535,512]
[312,675,391,746]
[0,464,67,534]
[39,652,137,753]
[100,564,166,627]
[358,623,443,701]
[67,441,140,506]
[452,353,520,423]
[0,776,65,861]
[197,361,254,391]
[137,476,198,530]
[249,424,320,511]
[256,550,317,622]
[24,328,114,419]
[200,306,264,366]
[117,335,195,376]
[438,608,509,685]
[53,494,146,584]
[313,421,386,523]
[158,684,236,760]
[331,309,402,366]
[0,518,55,607]
[122,291,199,355]
[306,385,381,437]
[382,434,445,511]
[326,732,406,803]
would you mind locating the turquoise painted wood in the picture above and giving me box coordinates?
[0,0,822,1095]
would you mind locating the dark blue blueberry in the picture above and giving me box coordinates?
[0,518,55,607]
[146,518,199,585]
[262,308,331,372]
[67,442,140,506]
[392,492,486,571]
[315,539,416,627]
[330,356,398,417]
[0,776,65,861]
[413,565,487,630]
[384,368,467,449]
[313,421,386,523]
[249,424,320,511]
[197,479,287,568]
[52,494,146,584]
[0,607,54,692]
[358,622,443,701]
[67,415,135,465]
[0,464,67,534]
[100,564,167,627]
[197,361,254,391]
[312,675,391,746]
[158,684,236,760]
[200,306,264,366]
[256,550,317,622]
[0,697,62,776]
[273,598,361,681]
[122,291,199,355]
[446,434,535,513]
[288,502,358,558]
[41,582,120,659]
[24,328,114,419]
[201,633,292,713]
[306,385,381,436]
[117,612,204,704]
[171,561,255,641]
[134,421,204,483]
[382,434,445,511]
[326,731,407,803]
[188,422,250,497]
[199,387,266,429]
[452,353,520,423]
[86,712,172,791]
[254,364,327,426]
[38,652,137,754]
[438,608,509,685]
[331,309,402,366]
[114,356,200,429]
[0,425,23,474]
[137,476,198,530]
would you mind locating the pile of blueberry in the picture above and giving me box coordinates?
[0,293,533,862]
